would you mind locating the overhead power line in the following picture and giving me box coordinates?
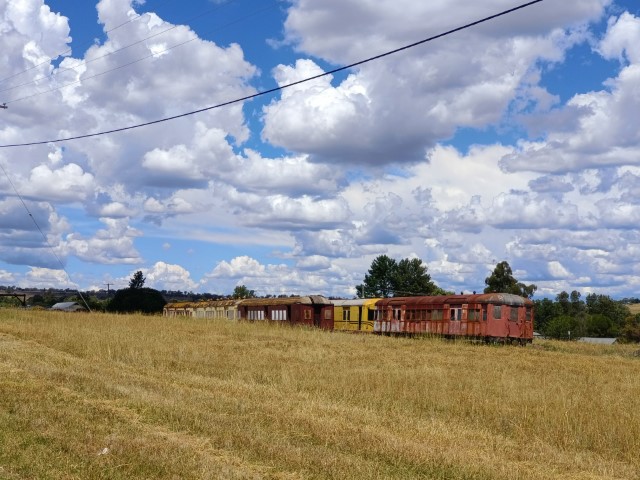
[2,2,279,106]
[0,161,92,311]
[0,1,165,87]
[0,0,544,148]
[0,0,254,101]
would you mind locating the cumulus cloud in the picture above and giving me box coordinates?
[502,13,640,175]
[64,218,142,264]
[25,163,94,201]
[142,261,198,291]
[23,267,77,288]
[598,11,640,63]
[262,0,608,166]
[206,256,266,279]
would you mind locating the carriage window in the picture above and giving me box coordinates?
[450,308,462,321]
[468,309,479,321]
[343,309,350,321]
[325,309,331,319]
[304,310,311,320]
[271,309,287,321]
[226,309,235,320]
[525,307,532,322]
[432,309,443,320]
[249,310,265,320]
[510,307,519,322]
[493,306,502,319]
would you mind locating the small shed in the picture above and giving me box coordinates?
[50,302,87,312]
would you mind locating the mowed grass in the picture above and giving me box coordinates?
[1,309,639,479]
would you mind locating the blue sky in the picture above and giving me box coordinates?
[1,0,640,298]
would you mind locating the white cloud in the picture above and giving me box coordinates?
[25,163,94,202]
[143,261,198,291]
[206,256,266,279]
[262,0,608,166]
[64,218,142,264]
[548,261,571,279]
[599,12,640,63]
[23,267,77,288]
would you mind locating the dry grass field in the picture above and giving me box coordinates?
[1,308,639,480]
[626,303,640,315]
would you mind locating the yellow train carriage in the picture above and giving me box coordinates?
[332,298,380,332]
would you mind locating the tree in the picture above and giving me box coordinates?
[232,285,256,299]
[585,314,618,338]
[533,297,562,333]
[621,314,640,343]
[129,271,146,289]
[106,288,166,314]
[356,255,397,298]
[585,293,628,332]
[484,261,537,298]
[356,255,442,298]
[392,258,442,296]
[544,315,582,340]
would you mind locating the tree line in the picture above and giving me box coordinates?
[356,257,537,299]
[534,291,640,341]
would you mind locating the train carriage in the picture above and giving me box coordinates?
[332,298,380,332]
[236,296,334,330]
[374,293,534,343]
[163,299,241,320]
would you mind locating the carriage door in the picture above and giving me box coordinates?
[313,305,322,327]
[449,307,462,335]
[508,306,520,339]
[394,307,402,333]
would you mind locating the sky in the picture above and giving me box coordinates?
[1,0,640,299]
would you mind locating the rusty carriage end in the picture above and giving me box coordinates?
[372,293,534,343]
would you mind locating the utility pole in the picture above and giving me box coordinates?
[105,283,113,297]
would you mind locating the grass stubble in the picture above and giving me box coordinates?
[0,308,639,479]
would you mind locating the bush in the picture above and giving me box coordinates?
[543,315,582,340]
[106,288,166,314]
[621,314,640,343]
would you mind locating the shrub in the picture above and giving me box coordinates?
[106,288,166,314]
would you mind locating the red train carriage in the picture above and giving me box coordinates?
[373,293,534,343]
[236,295,334,330]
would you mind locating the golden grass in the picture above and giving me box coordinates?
[626,303,640,315]
[1,308,639,479]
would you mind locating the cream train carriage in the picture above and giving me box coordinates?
[163,299,240,320]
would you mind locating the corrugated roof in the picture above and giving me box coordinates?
[165,299,240,309]
[50,302,85,311]
[578,337,618,345]
[377,293,532,307]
